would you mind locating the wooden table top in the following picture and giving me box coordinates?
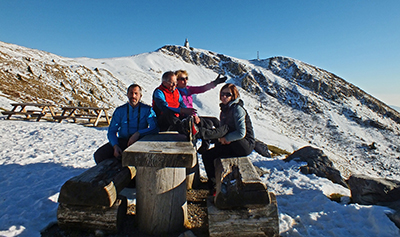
[61,106,109,110]
[122,133,196,168]
[11,103,54,107]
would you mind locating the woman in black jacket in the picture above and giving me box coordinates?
[201,83,255,192]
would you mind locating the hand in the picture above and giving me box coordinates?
[180,107,197,115]
[113,145,123,158]
[127,132,140,146]
[219,137,231,145]
[213,74,228,85]
[194,115,200,124]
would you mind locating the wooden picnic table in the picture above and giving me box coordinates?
[53,106,111,126]
[122,133,196,235]
[2,103,56,121]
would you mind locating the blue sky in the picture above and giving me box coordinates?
[1,0,399,108]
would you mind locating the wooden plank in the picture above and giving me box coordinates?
[57,196,127,234]
[208,192,279,237]
[27,110,44,113]
[2,111,44,117]
[2,111,18,115]
[72,114,99,118]
[52,115,73,120]
[4,111,43,115]
[93,110,103,127]
[186,154,200,190]
[58,159,136,207]
[122,133,196,168]
[214,157,270,209]
[10,102,53,107]
[61,106,109,110]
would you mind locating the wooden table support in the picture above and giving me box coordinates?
[2,103,56,121]
[122,133,196,235]
[54,106,110,126]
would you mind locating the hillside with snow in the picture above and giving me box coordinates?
[1,41,400,236]
[1,41,399,179]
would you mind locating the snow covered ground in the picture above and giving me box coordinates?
[0,117,399,236]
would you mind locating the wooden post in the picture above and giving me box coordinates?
[186,153,201,190]
[136,167,188,234]
[122,133,196,235]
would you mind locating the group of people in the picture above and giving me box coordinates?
[94,70,255,192]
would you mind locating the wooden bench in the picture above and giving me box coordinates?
[54,106,110,126]
[57,198,127,233]
[214,157,270,209]
[208,157,279,236]
[122,132,196,235]
[2,103,56,121]
[57,159,136,233]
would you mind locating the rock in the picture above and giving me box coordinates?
[386,211,400,229]
[285,146,347,188]
[347,174,400,205]
[254,139,271,158]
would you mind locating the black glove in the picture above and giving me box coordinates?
[213,74,228,85]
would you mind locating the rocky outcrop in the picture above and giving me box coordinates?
[347,174,400,205]
[254,56,400,124]
[254,139,271,158]
[347,174,400,229]
[285,146,347,188]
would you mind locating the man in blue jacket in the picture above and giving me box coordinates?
[94,83,159,164]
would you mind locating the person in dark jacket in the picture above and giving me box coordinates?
[201,83,255,192]
[94,84,159,164]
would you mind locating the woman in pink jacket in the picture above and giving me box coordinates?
[175,70,228,153]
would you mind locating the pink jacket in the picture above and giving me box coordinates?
[177,82,216,108]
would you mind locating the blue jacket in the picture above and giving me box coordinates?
[107,102,159,147]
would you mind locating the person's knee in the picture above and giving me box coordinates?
[93,143,113,165]
[94,148,105,164]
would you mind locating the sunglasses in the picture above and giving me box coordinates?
[166,81,176,86]
[177,77,188,81]
[220,92,232,97]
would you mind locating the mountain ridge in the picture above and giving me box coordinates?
[159,45,400,124]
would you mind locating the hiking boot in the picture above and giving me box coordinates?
[182,116,199,141]
[197,140,210,154]
[179,116,191,136]
[207,178,216,196]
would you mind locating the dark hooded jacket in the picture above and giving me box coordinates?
[219,98,255,147]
